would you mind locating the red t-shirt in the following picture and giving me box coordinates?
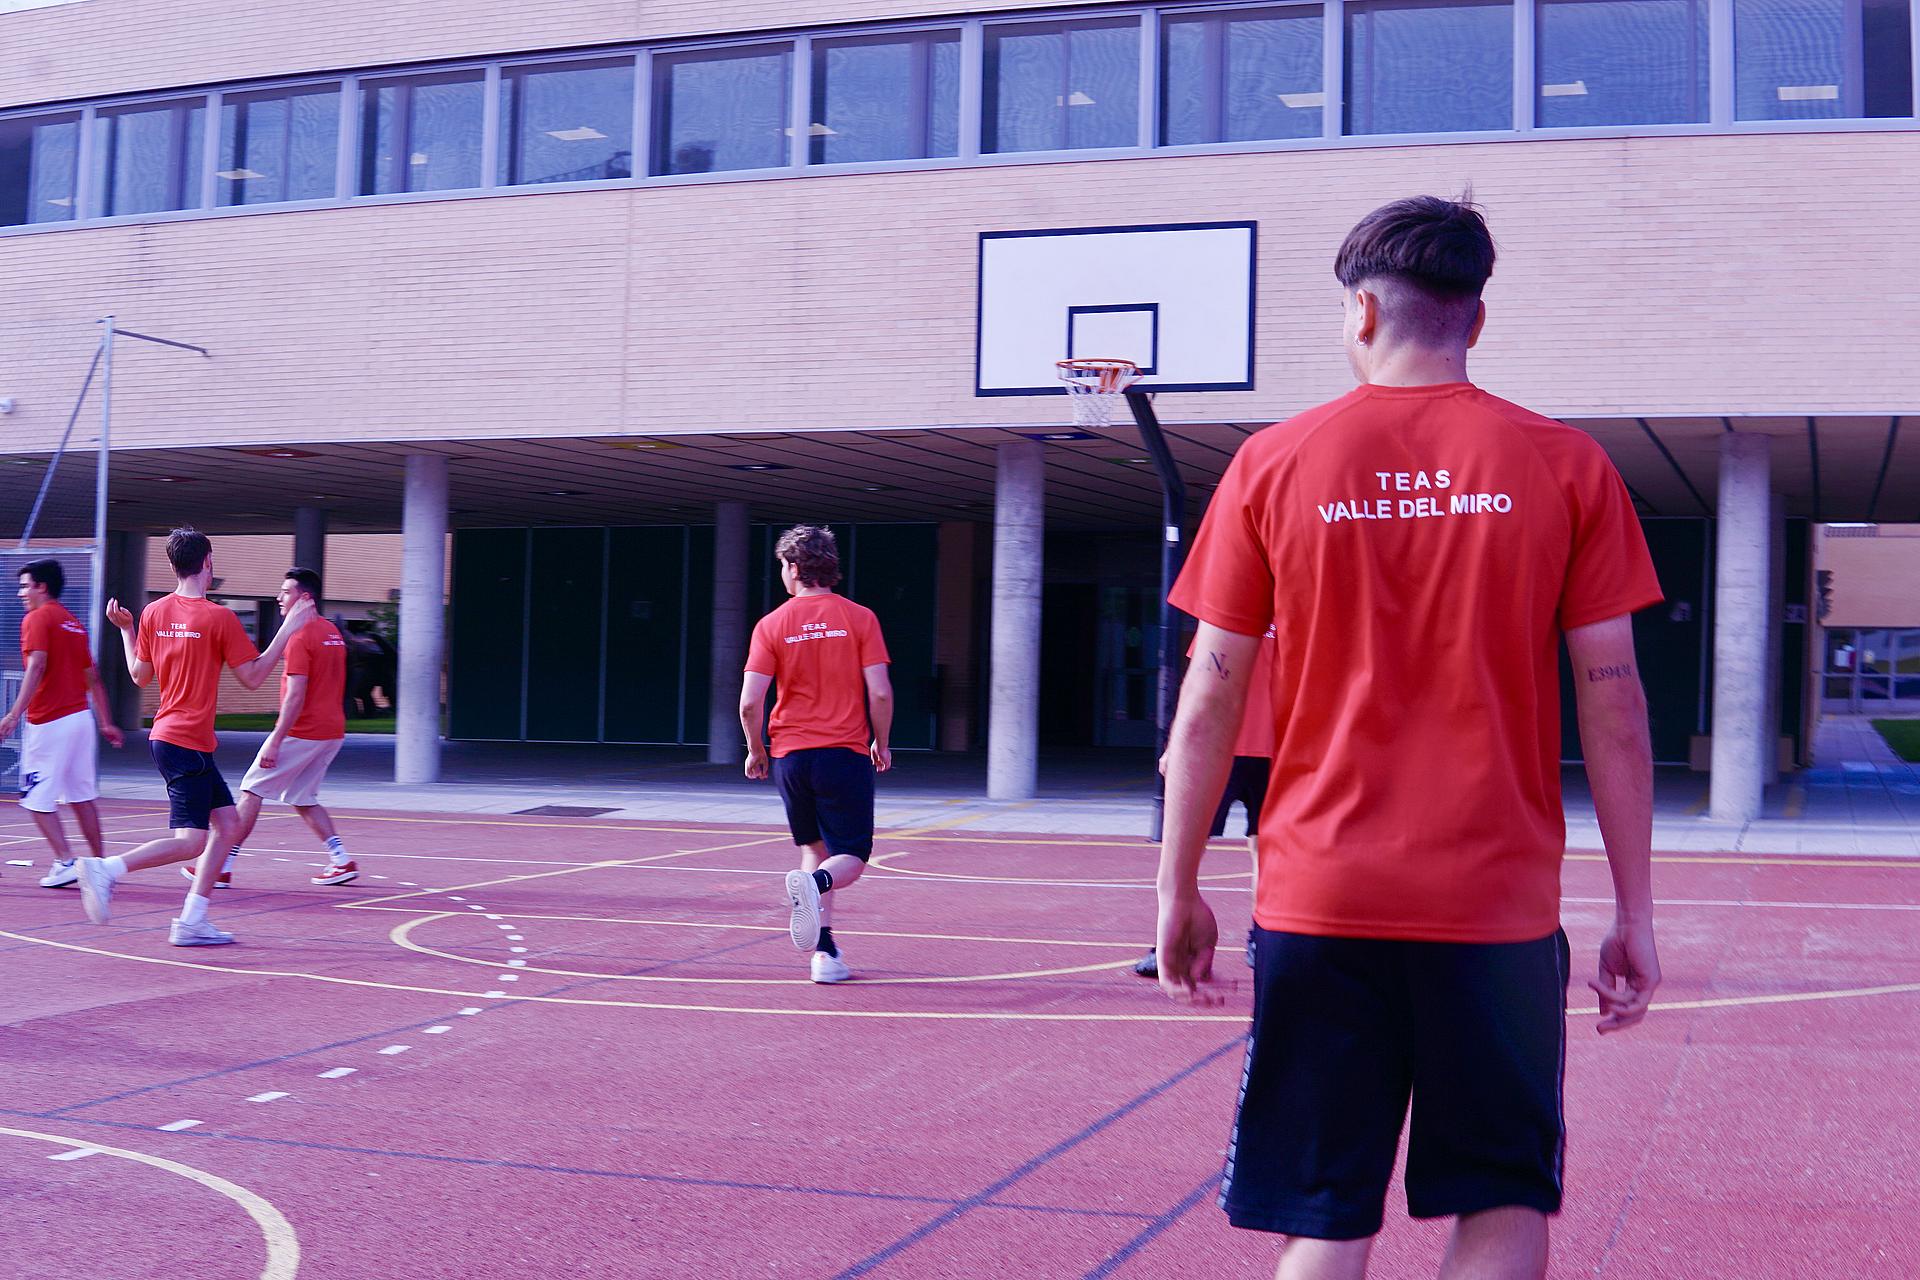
[21,600,92,725]
[1170,383,1663,943]
[284,618,348,741]
[135,595,260,752]
[745,594,891,756]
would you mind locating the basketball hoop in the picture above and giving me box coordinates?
[1056,358,1141,429]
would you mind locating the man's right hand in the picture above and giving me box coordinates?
[0,711,17,740]
[1590,916,1660,1034]
[105,598,133,632]
[744,748,770,781]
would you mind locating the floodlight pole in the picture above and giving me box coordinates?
[91,317,114,667]
[1125,388,1186,842]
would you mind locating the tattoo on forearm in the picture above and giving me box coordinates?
[1208,652,1230,679]
[1586,664,1634,683]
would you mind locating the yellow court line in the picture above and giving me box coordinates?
[3,1126,300,1280]
[389,914,1136,986]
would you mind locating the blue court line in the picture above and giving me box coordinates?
[828,1036,1245,1279]
[1080,1172,1223,1279]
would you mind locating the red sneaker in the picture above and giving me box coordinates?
[312,861,359,886]
[180,865,233,888]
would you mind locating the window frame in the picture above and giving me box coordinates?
[648,40,798,179]
[980,12,1149,156]
[1157,2,1328,146]
[355,65,491,198]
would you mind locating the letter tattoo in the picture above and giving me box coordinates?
[1209,652,1231,680]
[1586,664,1634,683]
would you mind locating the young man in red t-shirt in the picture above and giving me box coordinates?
[740,525,893,984]
[1,559,124,886]
[184,567,359,890]
[1155,197,1664,1279]
[80,528,310,946]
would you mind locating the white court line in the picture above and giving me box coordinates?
[495,925,514,931]
[424,1026,451,1035]
[467,905,485,911]
[507,959,527,967]
[246,1092,290,1104]
[49,1147,101,1161]
[496,974,519,982]
[484,914,503,920]
[5,858,33,866]
[510,947,528,953]
[158,1119,203,1132]
[1566,896,1920,912]
[457,1007,483,1016]
[377,1045,410,1056]
[449,896,466,902]
[507,935,524,941]
[483,990,508,998]
[317,1067,356,1079]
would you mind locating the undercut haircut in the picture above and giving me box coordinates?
[165,527,213,578]
[775,524,842,589]
[22,558,64,599]
[285,566,323,604]
[1334,195,1496,347]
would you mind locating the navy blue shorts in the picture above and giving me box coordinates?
[151,738,235,831]
[1210,755,1269,839]
[1221,927,1570,1239]
[772,747,875,860]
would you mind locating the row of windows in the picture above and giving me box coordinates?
[2,0,1914,228]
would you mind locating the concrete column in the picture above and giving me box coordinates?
[101,530,145,731]
[292,506,327,582]
[988,440,1044,800]
[707,501,750,763]
[1765,492,1786,784]
[396,454,448,785]
[1709,434,1772,822]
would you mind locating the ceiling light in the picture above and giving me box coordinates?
[861,485,895,492]
[1022,431,1095,442]
[729,463,790,472]
[1277,91,1325,108]
[546,126,608,142]
[1539,81,1587,98]
[235,446,319,459]
[409,152,430,165]
[155,476,197,483]
[1777,85,1838,101]
[544,489,585,496]
[1057,91,1096,107]
[601,439,680,450]
[46,196,73,207]
[216,168,267,180]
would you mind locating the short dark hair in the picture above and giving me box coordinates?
[284,566,323,603]
[775,524,841,589]
[165,527,213,578]
[21,559,63,599]
[1334,195,1496,345]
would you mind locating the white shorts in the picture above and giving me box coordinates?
[20,710,99,813]
[240,736,344,807]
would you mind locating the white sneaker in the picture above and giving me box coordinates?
[39,860,79,889]
[810,950,851,984]
[76,857,115,925]
[169,918,235,947]
[784,869,821,952]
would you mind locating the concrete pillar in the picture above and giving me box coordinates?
[396,454,448,785]
[101,530,145,732]
[1709,434,1772,822]
[1765,492,1786,784]
[707,501,750,763]
[292,506,327,583]
[988,440,1044,800]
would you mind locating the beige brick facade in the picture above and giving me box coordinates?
[1820,525,1920,628]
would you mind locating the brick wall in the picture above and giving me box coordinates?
[1821,525,1920,628]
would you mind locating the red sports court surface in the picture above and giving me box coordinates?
[2,799,1916,1279]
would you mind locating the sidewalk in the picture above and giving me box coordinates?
[92,716,1920,856]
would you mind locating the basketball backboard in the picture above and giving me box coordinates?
[975,221,1256,396]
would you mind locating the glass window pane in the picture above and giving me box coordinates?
[811,32,961,164]
[0,112,81,226]
[653,46,791,175]
[1735,0,1913,120]
[218,85,341,206]
[1162,7,1324,146]
[1537,0,1708,124]
[985,19,1141,154]
[501,59,635,186]
[101,99,208,216]
[358,71,484,195]
[1345,0,1513,135]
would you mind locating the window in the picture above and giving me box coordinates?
[1162,6,1324,145]
[1345,0,1513,135]
[984,19,1141,154]
[1537,0,1708,125]
[99,98,207,215]
[217,85,341,206]
[501,59,635,186]
[358,70,485,195]
[652,45,792,175]
[810,32,961,164]
[0,112,81,226]
[1735,0,1913,120]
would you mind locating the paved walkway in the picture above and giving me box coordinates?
[91,716,1920,855]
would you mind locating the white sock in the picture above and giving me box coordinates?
[103,855,129,882]
[181,892,210,925]
[325,835,349,866]
[223,846,239,873]
[54,856,76,868]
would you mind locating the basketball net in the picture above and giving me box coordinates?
[1056,358,1141,429]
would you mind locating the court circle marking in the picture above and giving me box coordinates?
[2,1126,299,1280]
[388,912,1139,986]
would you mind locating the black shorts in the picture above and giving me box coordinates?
[1221,927,1570,1240]
[151,738,236,831]
[772,747,875,860]
[1210,756,1269,839]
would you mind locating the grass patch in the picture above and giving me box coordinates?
[1873,720,1920,763]
[143,714,397,734]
